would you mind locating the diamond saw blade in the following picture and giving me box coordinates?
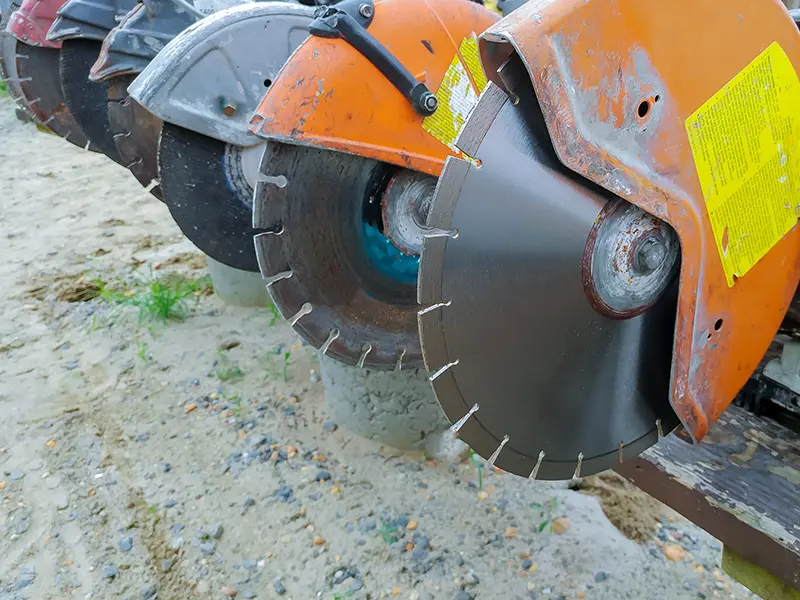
[107,75,163,200]
[253,143,424,370]
[158,122,263,272]
[15,43,92,148]
[59,38,123,164]
[417,82,679,480]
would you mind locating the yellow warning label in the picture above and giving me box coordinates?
[686,42,800,287]
[458,35,488,93]
[422,34,489,153]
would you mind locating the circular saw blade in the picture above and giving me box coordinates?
[158,122,262,272]
[15,43,92,149]
[59,38,124,164]
[107,75,163,200]
[417,83,679,480]
[254,142,424,370]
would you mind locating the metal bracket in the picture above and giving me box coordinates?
[308,0,438,116]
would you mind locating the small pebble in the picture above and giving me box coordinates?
[412,534,430,550]
[551,518,569,535]
[315,471,331,482]
[199,541,216,554]
[160,463,171,473]
[161,558,175,572]
[244,497,256,507]
[140,584,157,599]
[10,471,25,481]
[103,565,118,579]
[273,577,287,595]
[454,591,473,600]
[276,487,293,502]
[521,559,533,570]
[119,536,133,552]
[204,522,224,539]
[164,499,177,508]
[594,571,609,583]
[323,421,338,432]
[221,585,237,597]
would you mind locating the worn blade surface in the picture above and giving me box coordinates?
[417,84,679,480]
[59,38,123,164]
[15,43,91,148]
[158,122,261,271]
[107,76,162,200]
[254,143,423,370]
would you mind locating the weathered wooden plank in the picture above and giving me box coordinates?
[616,406,800,592]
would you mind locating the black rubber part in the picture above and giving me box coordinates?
[158,122,259,272]
[59,38,123,164]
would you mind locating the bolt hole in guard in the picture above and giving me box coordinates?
[263,78,272,87]
[637,99,650,118]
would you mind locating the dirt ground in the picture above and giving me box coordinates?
[0,97,759,600]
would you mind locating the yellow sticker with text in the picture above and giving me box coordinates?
[685,42,800,287]
[422,34,489,153]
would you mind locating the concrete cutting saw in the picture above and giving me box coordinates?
[417,0,800,480]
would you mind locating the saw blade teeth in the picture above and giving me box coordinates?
[487,435,510,469]
[427,156,470,231]
[356,343,373,369]
[288,302,312,327]
[572,452,584,480]
[418,300,451,316]
[449,403,479,435]
[429,359,458,382]
[258,174,288,188]
[528,451,546,480]
[395,348,406,371]
[422,227,459,240]
[454,82,508,158]
[320,328,340,355]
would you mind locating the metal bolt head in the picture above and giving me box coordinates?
[636,237,667,273]
[421,92,438,114]
[358,3,373,18]
[222,103,236,118]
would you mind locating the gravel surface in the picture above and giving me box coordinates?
[0,98,761,599]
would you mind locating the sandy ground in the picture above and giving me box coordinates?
[0,97,760,600]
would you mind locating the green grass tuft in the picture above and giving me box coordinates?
[94,270,212,325]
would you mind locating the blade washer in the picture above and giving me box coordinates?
[417,82,679,480]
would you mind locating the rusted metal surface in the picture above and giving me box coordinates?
[617,405,800,591]
[8,0,62,47]
[249,0,499,177]
[16,42,91,147]
[107,75,163,200]
[475,0,800,444]
[581,198,679,320]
